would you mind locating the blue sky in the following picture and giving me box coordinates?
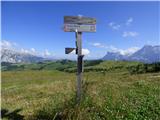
[1,1,159,59]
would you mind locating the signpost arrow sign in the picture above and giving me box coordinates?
[65,48,75,54]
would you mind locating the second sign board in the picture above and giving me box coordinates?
[64,24,96,32]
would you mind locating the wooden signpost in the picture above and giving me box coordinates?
[64,16,96,103]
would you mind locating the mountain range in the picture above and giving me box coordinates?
[1,48,45,63]
[102,45,160,63]
[1,45,160,63]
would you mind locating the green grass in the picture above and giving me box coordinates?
[1,61,160,120]
[2,60,160,74]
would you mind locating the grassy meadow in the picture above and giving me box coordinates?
[1,61,160,120]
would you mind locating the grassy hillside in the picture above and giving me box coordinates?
[1,60,76,71]
[2,60,160,74]
[1,61,160,120]
[1,60,103,72]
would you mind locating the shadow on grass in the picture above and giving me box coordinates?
[1,108,24,120]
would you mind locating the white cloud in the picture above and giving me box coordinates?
[82,48,90,55]
[92,42,105,48]
[108,22,121,30]
[71,48,90,55]
[78,14,83,18]
[21,48,54,57]
[107,46,140,55]
[109,22,114,26]
[29,48,39,55]
[20,48,36,55]
[20,48,30,54]
[31,48,36,53]
[90,42,139,55]
[43,49,51,57]
[108,17,133,31]
[126,17,133,26]
[108,45,118,51]
[115,47,140,55]
[123,47,140,55]
[93,42,101,47]
[0,40,15,49]
[91,42,107,48]
[122,31,138,37]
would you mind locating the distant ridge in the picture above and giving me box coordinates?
[1,45,160,63]
[102,45,160,63]
[1,48,45,63]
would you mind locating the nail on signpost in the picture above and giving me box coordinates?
[64,16,96,103]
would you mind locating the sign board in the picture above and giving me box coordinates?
[64,24,96,32]
[64,16,96,25]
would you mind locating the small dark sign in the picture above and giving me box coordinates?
[65,48,75,54]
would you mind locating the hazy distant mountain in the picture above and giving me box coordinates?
[129,45,160,63]
[1,48,45,63]
[102,52,125,61]
[102,45,160,63]
[1,45,160,63]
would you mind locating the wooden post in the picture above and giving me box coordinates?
[76,31,83,103]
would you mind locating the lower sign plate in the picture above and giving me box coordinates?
[64,24,96,32]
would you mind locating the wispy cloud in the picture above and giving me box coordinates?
[1,40,17,49]
[91,42,111,49]
[20,48,54,57]
[108,17,133,31]
[20,48,30,54]
[78,14,83,17]
[20,48,37,55]
[98,44,139,55]
[112,47,140,55]
[31,48,36,53]
[82,48,90,55]
[126,17,133,26]
[91,42,139,55]
[92,42,101,47]
[71,48,90,55]
[122,31,139,37]
[91,42,107,48]
[108,22,121,30]
[43,49,50,56]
